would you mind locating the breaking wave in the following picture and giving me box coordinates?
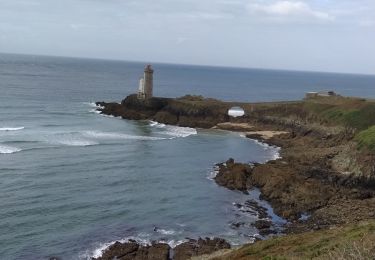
[0,145,22,154]
[155,228,176,235]
[47,132,99,147]
[83,131,168,141]
[85,102,104,109]
[243,138,281,160]
[0,127,25,131]
[80,235,186,260]
[207,165,219,180]
[149,121,166,128]
[54,139,99,147]
[149,121,197,138]
[251,139,281,160]
[89,109,101,114]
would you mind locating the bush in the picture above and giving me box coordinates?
[355,126,375,152]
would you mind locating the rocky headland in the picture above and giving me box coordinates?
[95,94,375,259]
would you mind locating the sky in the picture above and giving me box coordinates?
[0,0,374,74]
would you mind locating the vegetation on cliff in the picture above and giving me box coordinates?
[302,97,375,131]
[202,220,375,260]
[356,126,375,152]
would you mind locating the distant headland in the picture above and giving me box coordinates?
[94,65,375,259]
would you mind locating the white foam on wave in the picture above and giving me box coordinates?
[48,132,99,147]
[85,102,104,109]
[149,121,166,128]
[149,121,197,138]
[55,139,98,147]
[89,108,102,114]
[86,102,105,115]
[164,126,197,138]
[83,130,167,141]
[271,147,281,160]
[0,127,25,131]
[0,145,22,154]
[250,139,281,160]
[156,229,176,235]
[207,165,219,180]
[80,235,188,260]
[80,226,189,259]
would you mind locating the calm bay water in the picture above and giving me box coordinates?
[0,53,374,259]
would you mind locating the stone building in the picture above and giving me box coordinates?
[137,64,154,100]
[305,91,337,99]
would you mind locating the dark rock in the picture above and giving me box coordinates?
[253,219,272,230]
[230,222,245,229]
[214,159,252,193]
[98,94,232,128]
[173,238,230,260]
[94,241,170,260]
[244,200,269,219]
[252,220,277,236]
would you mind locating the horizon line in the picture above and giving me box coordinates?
[1,51,374,77]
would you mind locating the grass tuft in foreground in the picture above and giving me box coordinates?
[199,221,375,260]
[355,126,375,152]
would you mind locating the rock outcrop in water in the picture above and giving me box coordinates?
[214,158,253,193]
[93,238,230,260]
[97,94,232,128]
[94,241,169,260]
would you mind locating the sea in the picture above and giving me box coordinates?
[0,53,374,260]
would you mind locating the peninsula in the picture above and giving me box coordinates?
[94,66,375,259]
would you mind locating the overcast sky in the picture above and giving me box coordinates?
[0,0,374,74]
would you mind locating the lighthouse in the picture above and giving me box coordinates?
[137,64,154,100]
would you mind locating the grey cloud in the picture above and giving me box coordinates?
[0,0,374,74]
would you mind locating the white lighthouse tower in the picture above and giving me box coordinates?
[138,64,154,100]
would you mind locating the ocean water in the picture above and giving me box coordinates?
[0,53,374,260]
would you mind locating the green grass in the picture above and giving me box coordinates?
[302,100,375,130]
[355,126,375,152]
[210,221,375,260]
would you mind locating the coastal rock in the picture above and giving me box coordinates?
[94,241,170,260]
[252,220,276,236]
[97,94,375,240]
[93,238,231,260]
[214,159,252,193]
[98,94,232,128]
[173,238,230,260]
[249,159,336,220]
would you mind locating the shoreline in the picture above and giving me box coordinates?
[94,94,375,259]
[89,129,282,260]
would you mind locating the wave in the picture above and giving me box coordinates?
[271,147,281,160]
[0,145,22,154]
[83,131,168,141]
[89,109,102,114]
[164,126,197,138]
[207,165,219,180]
[85,102,104,109]
[1,140,39,144]
[81,236,187,260]
[149,121,166,128]
[54,139,99,147]
[0,127,25,131]
[155,228,176,235]
[149,121,197,138]
[250,139,281,160]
